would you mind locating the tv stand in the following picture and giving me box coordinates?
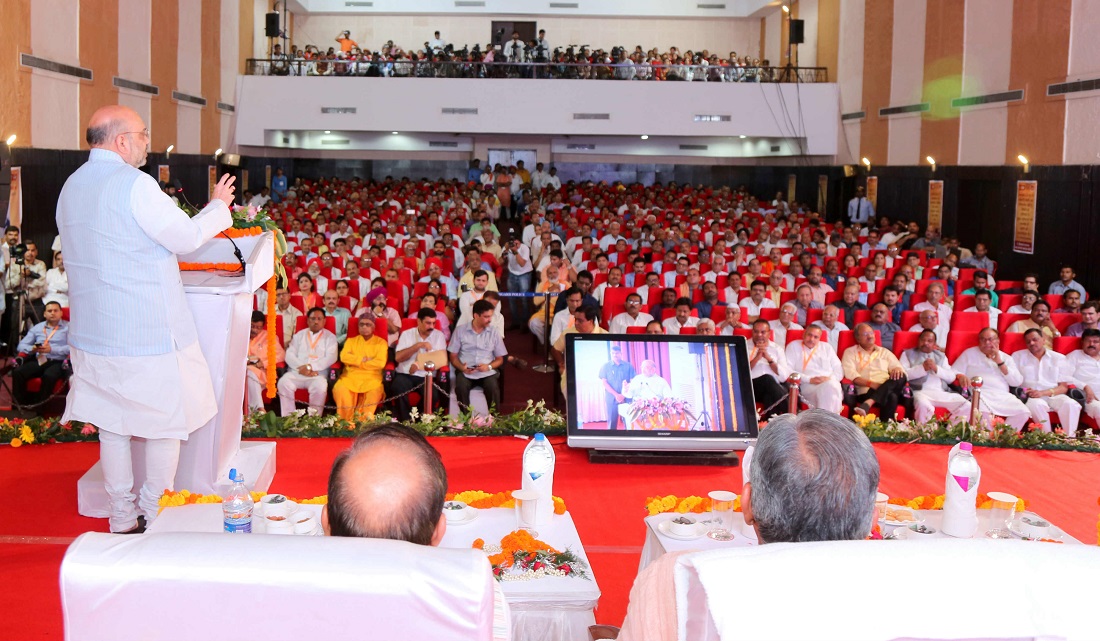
[587,450,740,467]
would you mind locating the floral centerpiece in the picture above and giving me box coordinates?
[473,530,590,581]
[630,398,696,431]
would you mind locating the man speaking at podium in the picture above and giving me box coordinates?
[56,105,235,534]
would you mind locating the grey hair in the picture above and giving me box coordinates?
[749,409,879,543]
[696,318,716,330]
[86,118,126,146]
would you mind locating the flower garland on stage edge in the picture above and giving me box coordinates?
[642,493,1029,516]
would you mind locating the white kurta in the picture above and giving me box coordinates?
[769,320,803,347]
[609,312,653,335]
[913,301,953,334]
[952,347,1030,429]
[1012,349,1081,432]
[785,341,844,412]
[57,149,231,439]
[1066,350,1100,420]
[748,342,790,382]
[900,351,970,423]
[811,321,850,352]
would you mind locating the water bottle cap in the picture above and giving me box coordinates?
[534,433,546,441]
[959,442,972,451]
[229,467,238,481]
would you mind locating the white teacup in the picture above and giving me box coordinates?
[292,510,317,534]
[260,494,291,518]
[668,515,698,537]
[266,516,294,535]
[442,500,470,523]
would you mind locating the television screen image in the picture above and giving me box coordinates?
[565,333,758,452]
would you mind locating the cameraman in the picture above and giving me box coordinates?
[4,239,46,340]
[503,237,532,330]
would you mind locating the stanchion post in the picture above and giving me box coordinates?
[423,360,436,415]
[532,289,555,374]
[787,373,801,415]
[969,376,983,427]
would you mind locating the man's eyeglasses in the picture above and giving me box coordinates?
[121,128,150,139]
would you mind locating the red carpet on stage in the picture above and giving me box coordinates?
[2,437,1098,640]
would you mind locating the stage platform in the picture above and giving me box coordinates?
[2,436,1098,639]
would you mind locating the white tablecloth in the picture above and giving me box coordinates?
[149,504,600,641]
[639,508,1080,572]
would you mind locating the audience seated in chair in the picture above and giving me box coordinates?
[12,301,70,407]
[278,307,339,416]
[333,317,388,421]
[245,311,284,412]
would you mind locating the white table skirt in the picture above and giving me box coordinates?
[149,504,600,641]
[639,508,1079,572]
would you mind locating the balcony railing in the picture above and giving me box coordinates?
[245,59,829,83]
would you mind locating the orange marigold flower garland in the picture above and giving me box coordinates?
[178,262,244,272]
[644,494,741,516]
[446,490,567,515]
[158,489,327,512]
[886,493,1028,512]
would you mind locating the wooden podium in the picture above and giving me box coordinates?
[77,232,277,517]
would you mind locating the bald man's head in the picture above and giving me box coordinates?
[86,105,148,168]
[322,423,448,545]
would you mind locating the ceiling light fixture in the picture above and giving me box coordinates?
[4,134,15,146]
[640,135,649,140]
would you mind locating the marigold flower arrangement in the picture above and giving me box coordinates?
[158,489,328,512]
[887,493,1028,512]
[446,490,567,515]
[476,529,590,582]
[644,494,741,516]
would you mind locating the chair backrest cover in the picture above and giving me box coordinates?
[675,538,1100,641]
[61,532,496,641]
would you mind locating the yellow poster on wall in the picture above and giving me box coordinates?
[787,174,796,204]
[265,165,272,189]
[817,175,828,215]
[866,176,878,210]
[208,165,217,200]
[927,180,943,231]
[158,165,171,185]
[1013,181,1037,255]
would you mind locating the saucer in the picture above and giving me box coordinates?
[1007,518,1062,542]
[657,519,705,541]
[257,500,297,518]
[447,507,480,526]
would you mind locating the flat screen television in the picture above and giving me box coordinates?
[564,333,758,452]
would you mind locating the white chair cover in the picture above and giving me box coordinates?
[61,532,496,641]
[675,538,1100,641]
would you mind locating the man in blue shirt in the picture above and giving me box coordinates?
[12,301,70,407]
[271,167,288,204]
[1049,266,1087,297]
[466,159,483,184]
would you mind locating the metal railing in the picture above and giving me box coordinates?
[246,59,829,83]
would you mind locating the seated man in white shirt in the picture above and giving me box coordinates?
[548,288,583,347]
[739,279,777,322]
[389,307,449,422]
[593,267,625,306]
[900,329,970,424]
[811,304,850,352]
[1067,329,1100,429]
[953,329,1031,430]
[609,293,653,334]
[321,424,511,641]
[769,302,804,347]
[748,319,791,419]
[964,289,1000,332]
[661,297,700,335]
[278,307,339,416]
[1011,328,1080,433]
[785,325,843,413]
[907,308,947,350]
[718,305,749,335]
[912,281,952,334]
[45,251,69,307]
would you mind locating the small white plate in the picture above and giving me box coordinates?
[1007,517,1063,542]
[882,506,919,527]
[446,506,480,526]
[658,518,706,541]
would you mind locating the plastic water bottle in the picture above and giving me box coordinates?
[521,433,556,526]
[941,442,981,538]
[223,468,254,534]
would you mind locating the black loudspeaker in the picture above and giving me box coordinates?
[789,19,805,45]
[265,12,280,38]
